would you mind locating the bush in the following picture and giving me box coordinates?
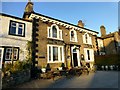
[2,60,31,77]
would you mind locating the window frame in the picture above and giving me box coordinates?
[84,48,94,62]
[9,20,25,37]
[83,33,92,45]
[0,48,4,69]
[47,45,64,63]
[5,47,19,61]
[47,24,63,40]
[70,29,78,42]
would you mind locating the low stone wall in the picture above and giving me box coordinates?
[2,69,31,88]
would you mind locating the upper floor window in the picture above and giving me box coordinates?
[70,30,77,42]
[9,20,25,37]
[47,24,62,40]
[83,33,92,44]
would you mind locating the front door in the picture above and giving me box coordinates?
[73,53,78,67]
[71,46,81,67]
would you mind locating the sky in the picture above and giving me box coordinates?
[1,1,118,36]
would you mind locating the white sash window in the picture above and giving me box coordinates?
[47,45,64,63]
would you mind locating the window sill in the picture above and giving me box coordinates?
[70,40,78,43]
[47,61,64,63]
[83,43,92,45]
[47,37,63,41]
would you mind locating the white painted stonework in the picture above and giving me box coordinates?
[0,14,32,68]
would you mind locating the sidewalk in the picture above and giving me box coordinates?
[13,71,118,88]
[15,76,65,88]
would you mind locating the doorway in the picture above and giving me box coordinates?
[73,53,78,67]
[71,46,80,67]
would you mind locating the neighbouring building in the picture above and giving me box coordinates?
[97,25,120,55]
[0,13,32,69]
[23,1,98,70]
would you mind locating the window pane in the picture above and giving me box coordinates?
[5,48,12,60]
[60,47,62,61]
[52,26,57,38]
[53,47,58,61]
[87,50,90,60]
[10,26,16,34]
[73,48,76,53]
[71,31,75,41]
[18,28,23,35]
[10,22,16,34]
[49,46,51,61]
[18,24,23,35]
[13,49,18,60]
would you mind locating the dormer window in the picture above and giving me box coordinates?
[83,33,92,44]
[70,30,77,42]
[47,24,62,40]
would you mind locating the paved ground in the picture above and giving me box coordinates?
[15,71,119,88]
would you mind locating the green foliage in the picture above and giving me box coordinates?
[3,60,31,75]
[61,63,65,68]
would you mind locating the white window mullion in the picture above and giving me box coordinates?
[58,47,60,62]
[0,48,4,69]
[16,23,19,35]
[51,46,53,62]
[62,46,64,62]
[57,29,59,39]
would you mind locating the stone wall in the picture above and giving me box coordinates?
[2,69,31,88]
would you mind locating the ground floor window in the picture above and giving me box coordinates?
[84,48,94,61]
[47,45,64,63]
[5,47,19,61]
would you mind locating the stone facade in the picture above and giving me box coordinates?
[23,1,98,69]
[97,25,120,55]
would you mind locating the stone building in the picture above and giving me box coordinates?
[0,13,32,69]
[23,1,98,69]
[97,25,120,55]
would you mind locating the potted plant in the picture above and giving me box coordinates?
[46,64,51,72]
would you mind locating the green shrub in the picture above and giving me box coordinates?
[2,60,31,76]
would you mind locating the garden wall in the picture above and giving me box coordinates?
[95,54,120,65]
[2,69,31,88]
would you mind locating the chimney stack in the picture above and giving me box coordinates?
[77,20,84,28]
[23,0,34,19]
[100,25,106,37]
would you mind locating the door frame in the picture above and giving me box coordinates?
[0,48,4,69]
[71,46,80,67]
